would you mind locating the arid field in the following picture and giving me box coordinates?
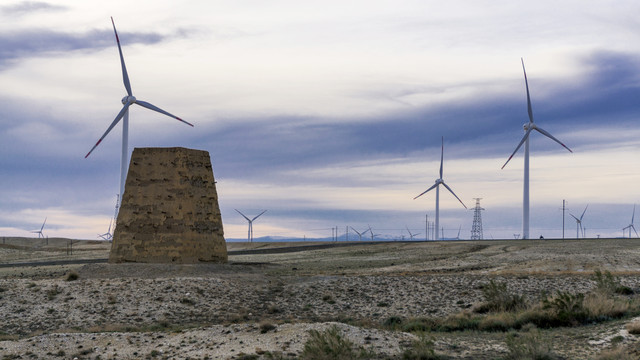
[1,237,640,359]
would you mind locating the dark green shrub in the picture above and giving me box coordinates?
[477,280,527,313]
[65,271,79,281]
[300,325,373,360]
[503,329,560,360]
[402,333,443,360]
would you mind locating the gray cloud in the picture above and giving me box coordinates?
[0,28,178,69]
[0,1,66,15]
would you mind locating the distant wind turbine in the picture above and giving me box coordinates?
[414,137,467,240]
[569,205,588,239]
[501,58,572,239]
[31,218,47,238]
[623,205,639,238]
[405,226,421,241]
[350,227,370,241]
[85,17,193,207]
[368,225,380,241]
[235,209,267,242]
[98,218,113,241]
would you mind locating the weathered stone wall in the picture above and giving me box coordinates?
[109,147,227,263]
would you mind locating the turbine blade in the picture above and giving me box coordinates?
[580,205,588,221]
[111,17,132,97]
[569,213,579,221]
[439,136,444,179]
[441,181,467,209]
[632,225,639,238]
[252,210,267,222]
[521,58,534,124]
[41,217,47,231]
[85,102,131,158]
[350,227,361,236]
[135,100,194,127]
[533,126,573,153]
[234,209,250,222]
[501,127,533,169]
[414,182,438,200]
[632,205,636,224]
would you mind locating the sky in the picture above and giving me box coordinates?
[0,0,639,241]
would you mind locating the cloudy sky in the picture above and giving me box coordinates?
[1,0,639,240]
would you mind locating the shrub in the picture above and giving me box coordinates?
[260,321,277,334]
[583,291,630,320]
[542,291,588,326]
[300,325,373,360]
[382,316,404,330]
[401,333,443,360]
[592,270,633,295]
[476,280,527,313]
[625,321,640,335]
[65,271,79,281]
[503,329,559,360]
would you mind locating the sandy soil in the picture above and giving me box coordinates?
[1,238,640,359]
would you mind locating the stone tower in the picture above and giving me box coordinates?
[109,147,227,263]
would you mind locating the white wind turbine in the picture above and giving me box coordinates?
[414,137,467,240]
[569,205,588,239]
[405,226,421,241]
[235,209,267,242]
[31,217,47,238]
[85,17,193,206]
[502,58,572,239]
[350,226,370,241]
[623,205,639,238]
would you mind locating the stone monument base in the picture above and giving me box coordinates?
[109,147,227,264]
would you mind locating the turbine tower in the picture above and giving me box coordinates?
[623,205,639,238]
[85,17,193,208]
[414,137,467,240]
[569,205,588,239]
[502,58,572,239]
[470,198,484,240]
[235,209,267,242]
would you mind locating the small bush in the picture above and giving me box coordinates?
[503,329,559,360]
[583,292,630,320]
[595,346,637,360]
[626,321,640,335]
[542,291,588,326]
[592,270,633,295]
[65,271,79,281]
[260,321,277,334]
[300,325,373,360]
[402,333,443,360]
[476,280,527,313]
[382,316,404,330]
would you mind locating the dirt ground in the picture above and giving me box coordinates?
[1,237,640,359]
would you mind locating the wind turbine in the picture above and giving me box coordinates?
[368,225,380,241]
[414,137,467,240]
[235,209,267,242]
[501,58,572,239]
[623,205,639,238]
[405,226,421,241]
[350,227,370,241]
[98,218,113,241]
[569,205,588,239]
[31,218,47,238]
[85,17,193,207]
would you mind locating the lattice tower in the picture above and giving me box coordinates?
[471,198,485,240]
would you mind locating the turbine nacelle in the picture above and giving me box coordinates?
[523,122,535,131]
[122,95,136,105]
